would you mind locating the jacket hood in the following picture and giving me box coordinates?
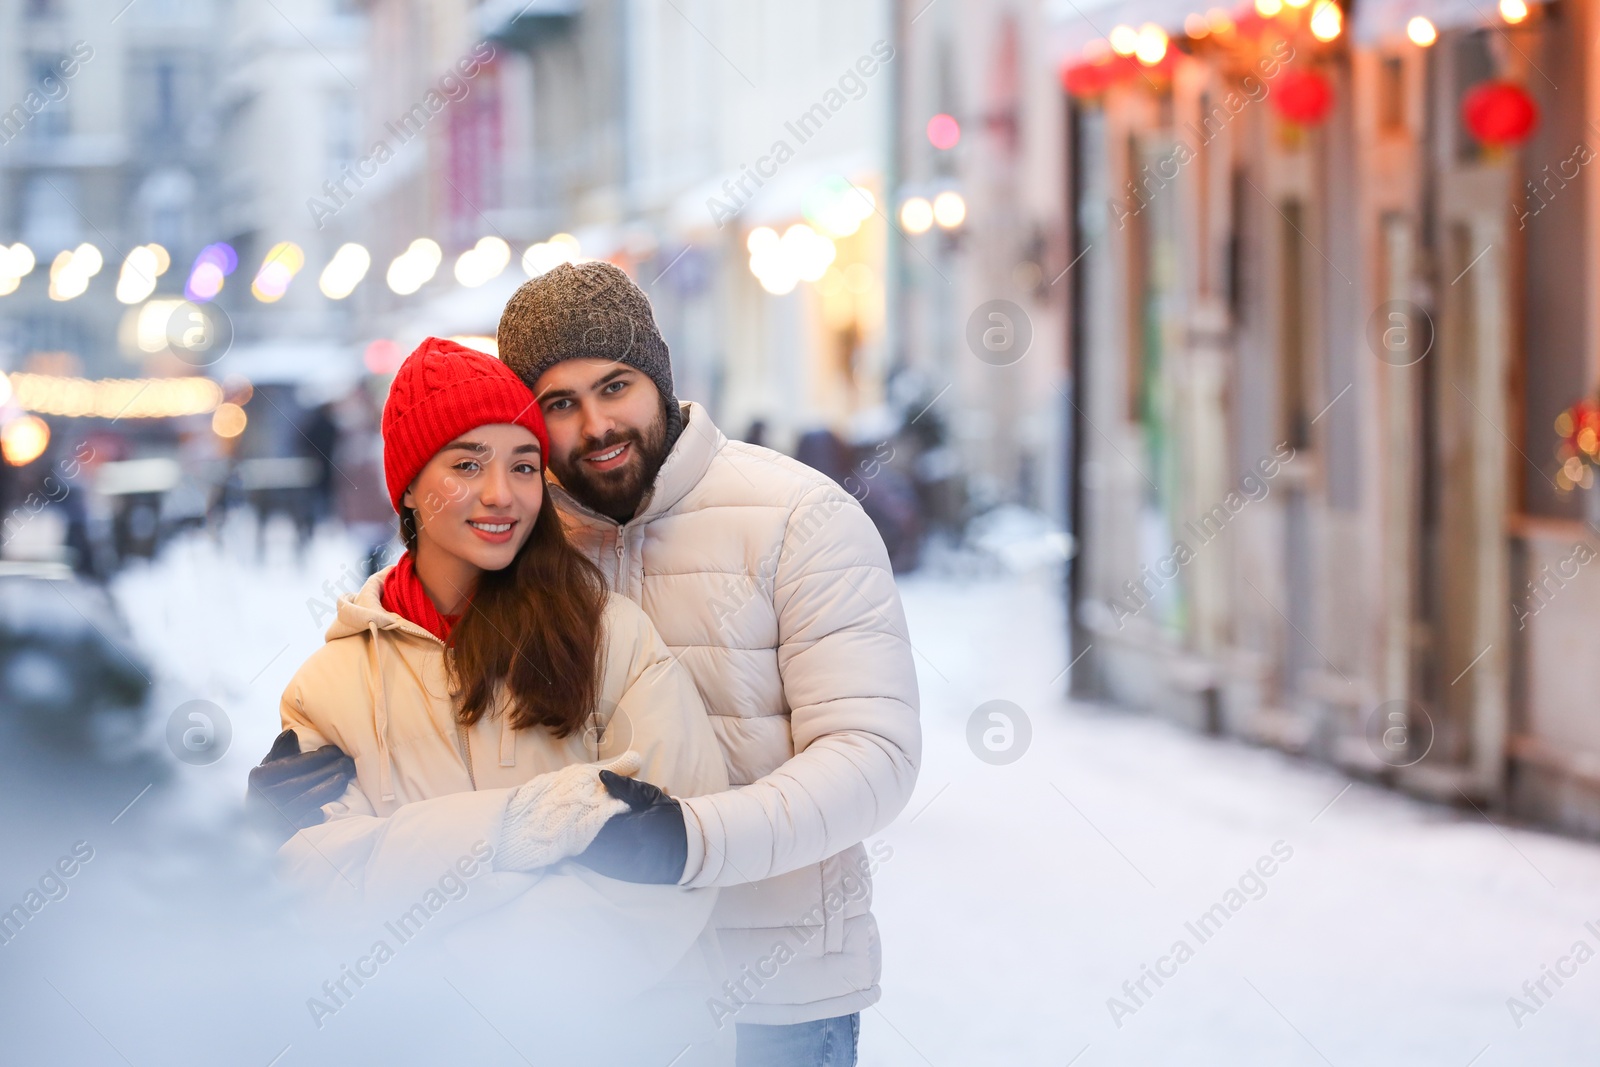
[326,566,440,645]
[322,563,449,804]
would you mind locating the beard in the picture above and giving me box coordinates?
[551,405,670,523]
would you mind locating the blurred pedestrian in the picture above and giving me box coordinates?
[331,386,396,575]
[302,401,339,528]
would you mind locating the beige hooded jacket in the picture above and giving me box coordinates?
[274,567,732,1061]
[550,403,922,1026]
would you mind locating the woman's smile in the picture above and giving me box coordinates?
[467,518,518,544]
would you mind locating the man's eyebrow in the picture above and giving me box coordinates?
[536,366,636,403]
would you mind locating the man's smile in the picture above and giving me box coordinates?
[584,441,632,472]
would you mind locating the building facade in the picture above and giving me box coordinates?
[0,0,226,378]
[894,0,1073,519]
[1057,0,1600,835]
[354,0,899,451]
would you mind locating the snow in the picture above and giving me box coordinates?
[106,513,369,830]
[3,525,1594,1064]
[869,564,1600,1065]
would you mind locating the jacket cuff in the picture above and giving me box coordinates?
[677,795,714,886]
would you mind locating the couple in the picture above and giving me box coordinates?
[249,261,922,1066]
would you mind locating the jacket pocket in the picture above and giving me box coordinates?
[711,864,826,958]
[819,844,873,953]
[711,847,877,959]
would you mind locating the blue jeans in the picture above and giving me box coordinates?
[736,1013,860,1067]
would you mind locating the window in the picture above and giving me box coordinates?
[21,172,81,255]
[1280,198,1311,450]
[154,61,178,133]
[1454,32,1496,164]
[27,55,70,140]
[326,93,358,176]
[1378,56,1405,133]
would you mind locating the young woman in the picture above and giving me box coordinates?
[272,338,730,1063]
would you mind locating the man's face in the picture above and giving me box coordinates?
[534,359,669,523]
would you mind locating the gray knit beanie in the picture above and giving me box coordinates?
[497,261,682,443]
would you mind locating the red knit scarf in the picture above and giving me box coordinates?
[380,552,461,643]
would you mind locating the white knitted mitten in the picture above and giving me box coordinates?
[496,751,643,872]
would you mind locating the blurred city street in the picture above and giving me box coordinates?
[2,529,1593,1064]
[4,0,1600,1061]
[879,568,1600,1065]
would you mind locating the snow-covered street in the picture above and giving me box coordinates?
[6,526,1597,1064]
[875,569,1600,1065]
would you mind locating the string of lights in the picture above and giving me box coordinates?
[0,232,591,307]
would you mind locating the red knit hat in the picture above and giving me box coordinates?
[381,337,550,513]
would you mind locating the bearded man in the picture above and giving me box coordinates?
[499,262,919,1066]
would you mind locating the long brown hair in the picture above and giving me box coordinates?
[400,497,607,737]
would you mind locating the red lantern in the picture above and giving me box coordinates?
[1462,80,1538,146]
[1271,68,1335,126]
[1060,55,1141,99]
[1062,58,1113,98]
[1141,49,1181,79]
[1233,9,1271,38]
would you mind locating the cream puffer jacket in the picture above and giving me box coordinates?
[550,403,922,1026]
[276,569,733,1063]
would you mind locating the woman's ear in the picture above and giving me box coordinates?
[402,485,416,510]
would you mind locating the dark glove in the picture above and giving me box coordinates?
[570,769,688,884]
[246,729,356,843]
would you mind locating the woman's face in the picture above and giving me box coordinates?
[403,423,544,578]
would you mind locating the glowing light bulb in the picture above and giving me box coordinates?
[1310,0,1343,40]
[319,243,372,300]
[1,415,50,466]
[454,236,512,287]
[1135,23,1169,65]
[926,113,961,150]
[116,246,161,304]
[0,243,36,286]
[899,197,934,235]
[364,339,404,375]
[49,244,103,301]
[933,191,967,229]
[1407,15,1437,44]
[387,238,442,295]
[251,242,306,303]
[520,233,580,278]
[185,243,237,302]
[212,402,248,438]
[4,243,39,297]
[747,227,780,254]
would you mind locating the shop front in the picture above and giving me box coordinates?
[1057,0,1600,834]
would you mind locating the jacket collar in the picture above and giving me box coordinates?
[549,401,723,529]
[326,565,442,645]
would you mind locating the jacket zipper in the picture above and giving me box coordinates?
[457,722,476,789]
